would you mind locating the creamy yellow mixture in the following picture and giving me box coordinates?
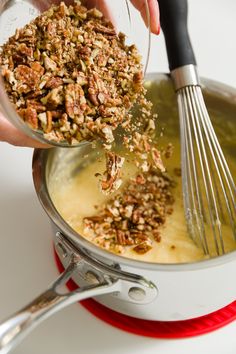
[51,136,236,264]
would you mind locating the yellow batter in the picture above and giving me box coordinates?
[51,136,236,264]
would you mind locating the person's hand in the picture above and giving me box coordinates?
[0,0,160,148]
[0,113,49,147]
[84,0,160,34]
[130,0,160,34]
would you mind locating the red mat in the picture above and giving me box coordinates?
[54,250,236,338]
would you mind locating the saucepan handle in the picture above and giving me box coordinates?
[0,256,118,354]
[0,231,158,354]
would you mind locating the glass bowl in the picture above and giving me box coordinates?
[0,0,151,147]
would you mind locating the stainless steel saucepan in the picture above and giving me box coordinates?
[0,73,236,354]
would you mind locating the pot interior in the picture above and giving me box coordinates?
[42,73,236,265]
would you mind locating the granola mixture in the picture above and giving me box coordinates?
[84,169,176,255]
[0,1,164,194]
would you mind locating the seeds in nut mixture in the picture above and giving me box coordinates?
[0,1,164,194]
[83,168,176,255]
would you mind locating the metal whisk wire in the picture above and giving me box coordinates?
[177,83,236,256]
[159,0,236,257]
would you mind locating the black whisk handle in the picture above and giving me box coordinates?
[158,0,197,71]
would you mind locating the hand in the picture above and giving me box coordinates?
[0,113,50,148]
[84,0,160,34]
[130,0,160,34]
[0,0,160,148]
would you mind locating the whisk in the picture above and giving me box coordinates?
[158,0,236,256]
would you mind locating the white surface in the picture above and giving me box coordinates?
[1,1,236,353]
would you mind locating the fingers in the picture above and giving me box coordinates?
[130,0,160,34]
[0,114,50,148]
[85,0,160,35]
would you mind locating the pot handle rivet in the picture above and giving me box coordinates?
[128,287,146,302]
[85,271,100,284]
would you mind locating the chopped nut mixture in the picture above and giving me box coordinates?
[0,1,164,195]
[84,169,176,255]
[0,1,144,145]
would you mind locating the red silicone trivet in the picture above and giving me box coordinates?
[54,250,236,339]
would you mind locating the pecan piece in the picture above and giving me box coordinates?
[151,147,165,172]
[116,230,134,246]
[46,111,53,133]
[65,83,86,119]
[88,74,99,106]
[88,72,109,106]
[164,143,174,159]
[78,46,91,59]
[87,8,103,18]
[26,99,46,112]
[101,152,125,195]
[73,71,88,86]
[30,62,45,76]
[41,86,64,108]
[43,54,57,71]
[84,216,105,223]
[18,107,38,129]
[133,241,152,255]
[74,4,87,18]
[135,174,146,185]
[47,22,57,37]
[88,91,99,106]
[93,23,116,36]
[153,231,161,242]
[45,77,63,89]
[17,43,33,58]
[133,71,143,92]
[116,230,126,245]
[14,65,40,90]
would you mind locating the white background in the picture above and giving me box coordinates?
[1,1,236,353]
